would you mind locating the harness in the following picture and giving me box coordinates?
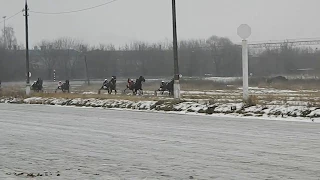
[103,81,108,86]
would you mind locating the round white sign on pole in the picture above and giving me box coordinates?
[26,72,32,78]
[237,24,251,39]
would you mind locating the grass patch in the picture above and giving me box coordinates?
[30,93,161,102]
[0,88,27,98]
[244,95,259,107]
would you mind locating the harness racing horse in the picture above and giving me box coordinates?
[31,78,43,92]
[98,79,109,94]
[155,79,174,96]
[55,80,70,93]
[124,76,146,95]
[98,76,117,95]
[108,76,117,94]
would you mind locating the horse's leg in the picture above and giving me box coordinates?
[99,87,104,94]
[115,89,117,95]
[170,90,174,96]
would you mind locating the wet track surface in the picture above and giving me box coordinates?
[0,104,319,179]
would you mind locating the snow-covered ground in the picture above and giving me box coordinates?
[1,96,319,122]
[1,104,319,179]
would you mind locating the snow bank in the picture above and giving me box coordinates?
[1,97,319,120]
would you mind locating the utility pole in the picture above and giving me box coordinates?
[172,0,180,99]
[80,45,90,85]
[2,16,6,49]
[24,0,30,95]
[139,44,145,76]
[84,55,90,85]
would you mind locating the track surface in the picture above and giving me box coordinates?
[0,104,319,179]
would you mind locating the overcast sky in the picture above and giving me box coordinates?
[1,0,320,47]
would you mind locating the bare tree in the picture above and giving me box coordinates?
[54,37,84,79]
[34,40,58,79]
[206,36,240,76]
[1,26,17,49]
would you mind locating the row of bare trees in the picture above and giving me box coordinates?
[1,26,320,82]
[31,37,88,80]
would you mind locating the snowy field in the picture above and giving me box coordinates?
[0,104,319,179]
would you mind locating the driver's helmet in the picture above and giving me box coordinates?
[33,81,37,84]
[104,79,108,82]
[59,81,62,83]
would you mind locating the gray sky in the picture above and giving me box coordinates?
[1,0,320,47]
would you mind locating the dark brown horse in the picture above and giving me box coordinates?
[124,76,145,95]
[155,79,174,96]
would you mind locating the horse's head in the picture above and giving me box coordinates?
[166,79,174,88]
[110,78,116,84]
[139,76,146,82]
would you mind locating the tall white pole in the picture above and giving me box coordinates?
[237,24,251,102]
[242,40,249,101]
